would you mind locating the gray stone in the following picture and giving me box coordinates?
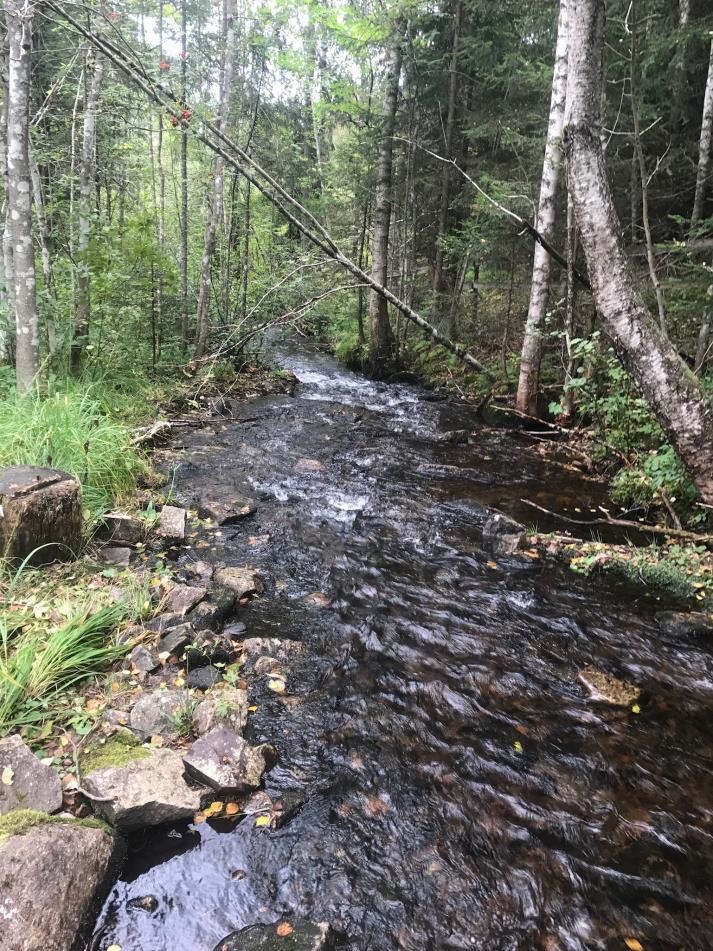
[129,689,192,738]
[187,586,236,629]
[159,505,187,542]
[146,612,184,634]
[0,735,62,815]
[482,512,526,556]
[158,624,195,658]
[215,566,264,599]
[100,546,133,567]
[98,512,145,547]
[212,921,333,951]
[656,611,713,638]
[169,584,208,616]
[192,688,249,736]
[185,559,214,584]
[224,621,247,640]
[185,630,234,669]
[83,749,202,830]
[0,819,113,951]
[0,466,82,566]
[186,665,224,690]
[129,645,159,674]
[198,495,257,525]
[183,728,268,792]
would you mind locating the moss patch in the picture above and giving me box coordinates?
[79,730,151,775]
[0,809,110,847]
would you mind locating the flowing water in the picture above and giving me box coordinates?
[95,341,713,950]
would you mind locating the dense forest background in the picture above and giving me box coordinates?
[1,0,712,527]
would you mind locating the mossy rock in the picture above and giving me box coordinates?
[0,808,110,847]
[79,730,151,776]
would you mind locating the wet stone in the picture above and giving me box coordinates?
[126,895,159,914]
[655,611,713,638]
[0,735,62,815]
[183,727,268,792]
[169,584,208,616]
[578,667,641,706]
[224,621,247,641]
[198,495,257,525]
[186,665,224,690]
[212,920,333,951]
[185,630,234,669]
[214,566,263,599]
[129,689,192,738]
[482,512,526,556]
[188,586,236,630]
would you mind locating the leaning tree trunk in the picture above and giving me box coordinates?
[432,0,462,335]
[6,0,39,393]
[516,0,569,415]
[566,0,713,505]
[691,35,713,233]
[71,41,105,374]
[194,0,237,361]
[368,21,404,373]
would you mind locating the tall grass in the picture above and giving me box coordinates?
[0,386,147,518]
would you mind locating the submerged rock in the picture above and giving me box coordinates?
[655,611,713,638]
[188,585,237,629]
[577,667,641,706]
[183,727,268,792]
[198,495,257,525]
[215,566,264,599]
[82,748,202,831]
[213,920,333,951]
[482,513,526,556]
[0,735,62,816]
[0,815,113,951]
[129,688,192,738]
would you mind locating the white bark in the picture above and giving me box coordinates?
[516,0,569,415]
[0,31,10,362]
[6,0,39,392]
[194,0,237,360]
[566,0,713,505]
[691,36,713,232]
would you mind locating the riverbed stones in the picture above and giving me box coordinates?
[0,815,113,951]
[198,494,257,525]
[192,687,249,736]
[186,664,224,690]
[183,728,268,792]
[159,505,187,542]
[482,512,526,556]
[0,735,62,816]
[169,583,208,616]
[577,667,641,706]
[82,749,202,830]
[185,630,234,668]
[98,512,145,547]
[0,466,82,565]
[215,566,263,599]
[188,586,236,629]
[655,611,713,638]
[212,920,333,951]
[100,546,133,567]
[129,688,192,738]
[129,644,160,674]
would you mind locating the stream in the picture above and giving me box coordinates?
[94,340,713,950]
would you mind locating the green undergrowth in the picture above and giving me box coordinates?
[565,540,713,609]
[0,809,110,847]
[0,385,149,520]
[79,730,151,775]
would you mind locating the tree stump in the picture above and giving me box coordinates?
[0,467,82,565]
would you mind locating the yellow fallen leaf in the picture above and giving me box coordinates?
[276,923,294,937]
[225,803,240,816]
[206,801,223,815]
[486,561,498,569]
[255,814,271,827]
[624,940,644,951]
[1,766,14,786]
[631,704,641,714]
[268,679,286,694]
[513,741,523,754]
[248,705,258,712]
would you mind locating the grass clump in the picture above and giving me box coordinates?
[0,809,110,847]
[0,385,148,519]
[79,730,151,775]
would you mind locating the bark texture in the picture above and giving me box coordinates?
[368,23,404,372]
[72,39,105,373]
[180,0,189,347]
[5,0,39,392]
[691,36,713,232]
[194,0,237,360]
[0,466,82,564]
[565,0,713,505]
[516,0,569,415]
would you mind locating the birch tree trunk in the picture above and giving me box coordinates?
[0,31,10,362]
[368,21,404,373]
[691,36,713,233]
[71,40,105,374]
[670,0,691,132]
[432,0,462,335]
[565,0,713,505]
[194,0,237,361]
[180,0,189,348]
[6,0,39,392]
[516,0,569,415]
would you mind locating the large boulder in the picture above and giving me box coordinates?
[183,728,269,793]
[82,748,203,831]
[0,735,62,815]
[0,466,82,565]
[0,813,113,951]
[482,512,526,557]
[213,921,333,951]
